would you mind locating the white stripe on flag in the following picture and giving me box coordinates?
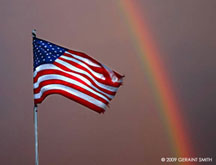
[34,74,110,102]
[55,59,118,92]
[65,51,101,67]
[60,55,105,80]
[34,64,114,99]
[34,84,107,109]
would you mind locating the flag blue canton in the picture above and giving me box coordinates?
[33,38,67,70]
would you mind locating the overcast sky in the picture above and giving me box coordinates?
[0,0,215,164]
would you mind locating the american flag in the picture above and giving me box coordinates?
[33,37,124,113]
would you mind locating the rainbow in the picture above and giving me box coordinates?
[118,0,193,158]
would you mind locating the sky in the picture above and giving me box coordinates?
[0,0,215,164]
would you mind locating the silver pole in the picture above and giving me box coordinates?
[32,29,39,165]
[34,105,39,165]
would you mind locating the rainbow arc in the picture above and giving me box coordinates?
[118,0,193,159]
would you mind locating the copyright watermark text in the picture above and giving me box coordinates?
[161,157,213,163]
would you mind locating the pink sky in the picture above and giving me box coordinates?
[0,0,215,164]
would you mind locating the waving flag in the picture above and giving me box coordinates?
[33,37,124,113]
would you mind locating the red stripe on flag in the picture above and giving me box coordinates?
[34,79,109,104]
[63,53,116,84]
[34,89,106,113]
[58,56,122,87]
[34,69,115,98]
[63,53,102,70]
[54,62,118,95]
[67,50,102,66]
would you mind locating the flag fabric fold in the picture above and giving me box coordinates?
[33,37,124,113]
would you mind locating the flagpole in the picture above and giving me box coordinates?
[32,29,39,165]
[34,105,39,165]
